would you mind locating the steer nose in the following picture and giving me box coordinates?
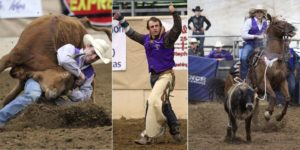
[246,103,254,111]
[45,88,59,100]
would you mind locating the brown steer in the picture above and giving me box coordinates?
[0,15,110,106]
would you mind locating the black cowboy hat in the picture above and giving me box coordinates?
[192,6,203,12]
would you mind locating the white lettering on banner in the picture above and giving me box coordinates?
[0,0,42,18]
[188,75,206,85]
[112,25,124,33]
[112,20,127,71]
[161,19,188,70]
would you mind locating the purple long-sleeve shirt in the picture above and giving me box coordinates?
[207,49,233,60]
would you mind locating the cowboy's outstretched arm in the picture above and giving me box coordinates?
[164,3,182,48]
[114,12,145,45]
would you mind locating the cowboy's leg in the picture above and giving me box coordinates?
[146,73,172,137]
[0,78,42,125]
[160,72,180,135]
[162,97,180,135]
[240,44,254,80]
[198,33,205,53]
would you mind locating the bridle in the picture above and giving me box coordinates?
[267,20,292,61]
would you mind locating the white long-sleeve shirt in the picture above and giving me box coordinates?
[241,17,268,40]
[57,44,94,102]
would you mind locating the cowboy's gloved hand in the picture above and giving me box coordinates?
[255,35,264,39]
[113,11,124,21]
[76,72,85,86]
[169,2,175,13]
[114,12,129,28]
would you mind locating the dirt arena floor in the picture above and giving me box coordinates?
[113,119,187,150]
[189,102,300,150]
[0,64,112,149]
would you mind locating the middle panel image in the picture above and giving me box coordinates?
[112,1,188,150]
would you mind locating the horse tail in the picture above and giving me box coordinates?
[207,78,226,100]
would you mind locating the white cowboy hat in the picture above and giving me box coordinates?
[190,38,199,43]
[214,41,223,47]
[83,34,111,64]
[249,4,267,15]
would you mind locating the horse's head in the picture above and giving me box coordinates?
[268,17,297,38]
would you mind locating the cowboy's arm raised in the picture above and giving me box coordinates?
[57,44,81,78]
[113,12,145,45]
[164,4,182,48]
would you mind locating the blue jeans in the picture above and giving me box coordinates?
[240,44,254,80]
[275,73,296,104]
[193,32,205,53]
[0,79,42,124]
[288,72,296,100]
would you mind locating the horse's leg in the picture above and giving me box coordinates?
[0,54,12,73]
[259,80,276,121]
[252,97,260,127]
[276,80,290,121]
[245,115,252,142]
[1,79,25,107]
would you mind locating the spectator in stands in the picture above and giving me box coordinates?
[188,38,203,56]
[276,40,299,105]
[287,48,299,102]
[240,4,268,80]
[206,41,233,61]
[188,6,211,54]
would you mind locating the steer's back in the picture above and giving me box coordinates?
[9,15,87,71]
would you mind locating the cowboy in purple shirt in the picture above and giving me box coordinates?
[207,41,233,61]
[240,4,268,80]
[114,3,184,145]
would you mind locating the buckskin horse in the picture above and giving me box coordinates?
[226,17,297,122]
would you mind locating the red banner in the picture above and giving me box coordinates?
[62,0,112,26]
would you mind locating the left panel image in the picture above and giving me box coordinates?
[0,0,112,149]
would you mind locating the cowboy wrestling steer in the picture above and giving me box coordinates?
[0,15,111,105]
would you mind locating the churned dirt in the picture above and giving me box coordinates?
[0,64,112,149]
[113,119,187,150]
[189,102,300,150]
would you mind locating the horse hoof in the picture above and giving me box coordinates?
[264,111,271,121]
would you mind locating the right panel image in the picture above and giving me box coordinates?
[188,0,300,149]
